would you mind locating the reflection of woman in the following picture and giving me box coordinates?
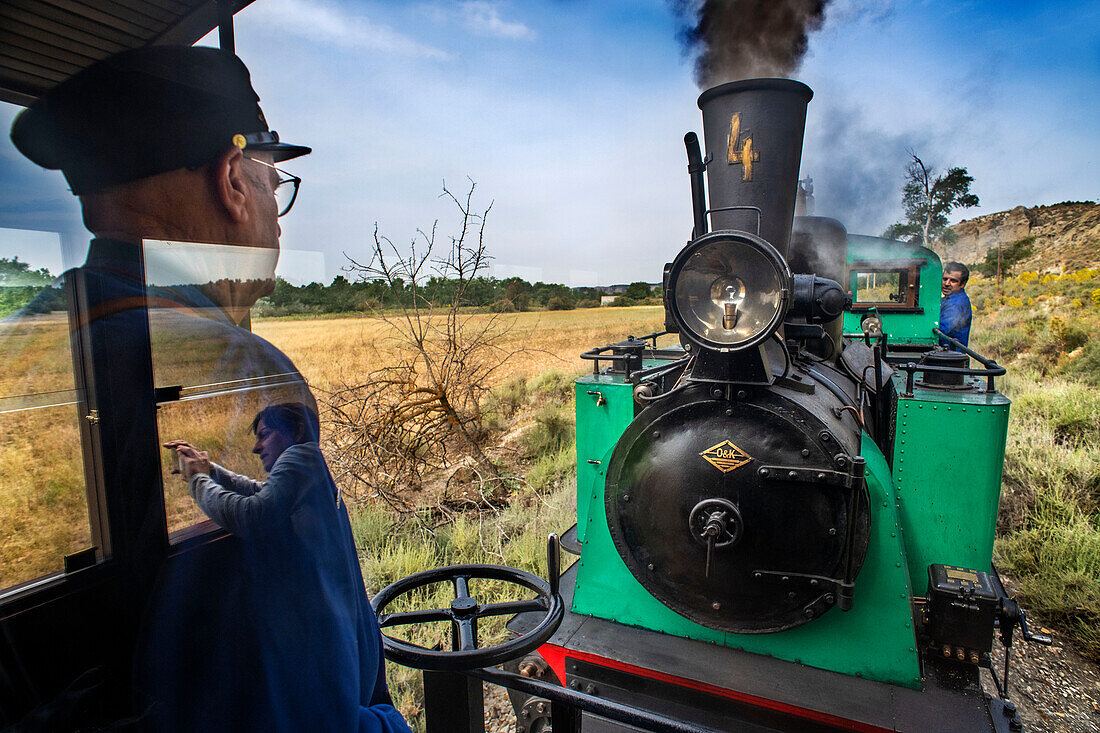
[160,403,409,732]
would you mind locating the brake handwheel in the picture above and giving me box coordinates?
[371,535,565,671]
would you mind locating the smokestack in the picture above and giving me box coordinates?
[697,78,812,257]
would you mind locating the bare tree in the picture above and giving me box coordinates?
[323,180,517,515]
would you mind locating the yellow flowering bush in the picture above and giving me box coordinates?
[1019,271,1038,284]
[1007,296,1024,308]
[1073,298,1084,308]
[1092,288,1100,308]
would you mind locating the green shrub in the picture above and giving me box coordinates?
[996,518,1100,659]
[1014,384,1100,447]
[485,377,528,418]
[528,369,575,401]
[976,236,1035,277]
[489,298,516,313]
[522,404,574,458]
[526,444,576,493]
[575,299,599,308]
[547,296,574,311]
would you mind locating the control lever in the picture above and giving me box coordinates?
[990,566,1052,698]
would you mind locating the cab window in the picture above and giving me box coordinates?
[849,259,924,312]
[0,230,98,592]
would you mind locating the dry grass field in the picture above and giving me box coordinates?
[0,306,664,588]
[252,306,668,391]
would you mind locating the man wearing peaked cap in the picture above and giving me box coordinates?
[11,45,310,196]
[8,46,409,733]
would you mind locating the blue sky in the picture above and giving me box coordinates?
[2,0,1097,285]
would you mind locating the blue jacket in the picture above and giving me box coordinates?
[939,289,972,347]
[178,444,410,733]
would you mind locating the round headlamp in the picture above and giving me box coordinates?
[667,231,791,351]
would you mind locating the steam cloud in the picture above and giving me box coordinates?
[801,102,935,237]
[674,0,831,87]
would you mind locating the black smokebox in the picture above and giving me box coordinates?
[697,78,812,257]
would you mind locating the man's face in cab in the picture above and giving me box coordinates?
[942,270,965,297]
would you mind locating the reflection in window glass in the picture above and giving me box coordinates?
[0,240,93,590]
[854,271,903,304]
[158,384,311,536]
[143,240,314,539]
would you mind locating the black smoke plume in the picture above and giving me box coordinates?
[674,0,831,87]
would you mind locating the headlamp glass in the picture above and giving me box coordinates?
[672,235,788,349]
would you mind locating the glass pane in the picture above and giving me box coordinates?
[854,270,903,304]
[0,239,93,590]
[143,240,315,539]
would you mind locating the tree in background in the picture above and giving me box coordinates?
[625,281,655,301]
[884,154,979,258]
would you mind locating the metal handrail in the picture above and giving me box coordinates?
[894,329,1005,393]
[579,331,668,376]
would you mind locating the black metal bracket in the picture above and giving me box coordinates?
[705,205,762,236]
[468,666,720,733]
[755,464,854,487]
[153,385,182,404]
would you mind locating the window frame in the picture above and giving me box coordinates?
[848,257,926,314]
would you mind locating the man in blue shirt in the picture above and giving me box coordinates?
[939,262,972,347]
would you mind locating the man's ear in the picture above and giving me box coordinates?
[212,147,250,224]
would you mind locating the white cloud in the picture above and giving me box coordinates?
[449,1,535,40]
[253,0,450,59]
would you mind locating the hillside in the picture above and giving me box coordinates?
[947,201,1100,272]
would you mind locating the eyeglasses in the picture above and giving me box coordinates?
[244,155,301,217]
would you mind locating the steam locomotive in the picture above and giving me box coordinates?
[373,79,1052,731]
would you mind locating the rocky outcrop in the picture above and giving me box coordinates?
[947,201,1100,272]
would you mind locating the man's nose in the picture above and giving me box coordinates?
[253,440,261,454]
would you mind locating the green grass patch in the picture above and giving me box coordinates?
[522,404,574,458]
[996,517,1100,658]
[526,443,576,493]
[352,483,574,729]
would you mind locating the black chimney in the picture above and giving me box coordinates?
[697,78,813,257]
